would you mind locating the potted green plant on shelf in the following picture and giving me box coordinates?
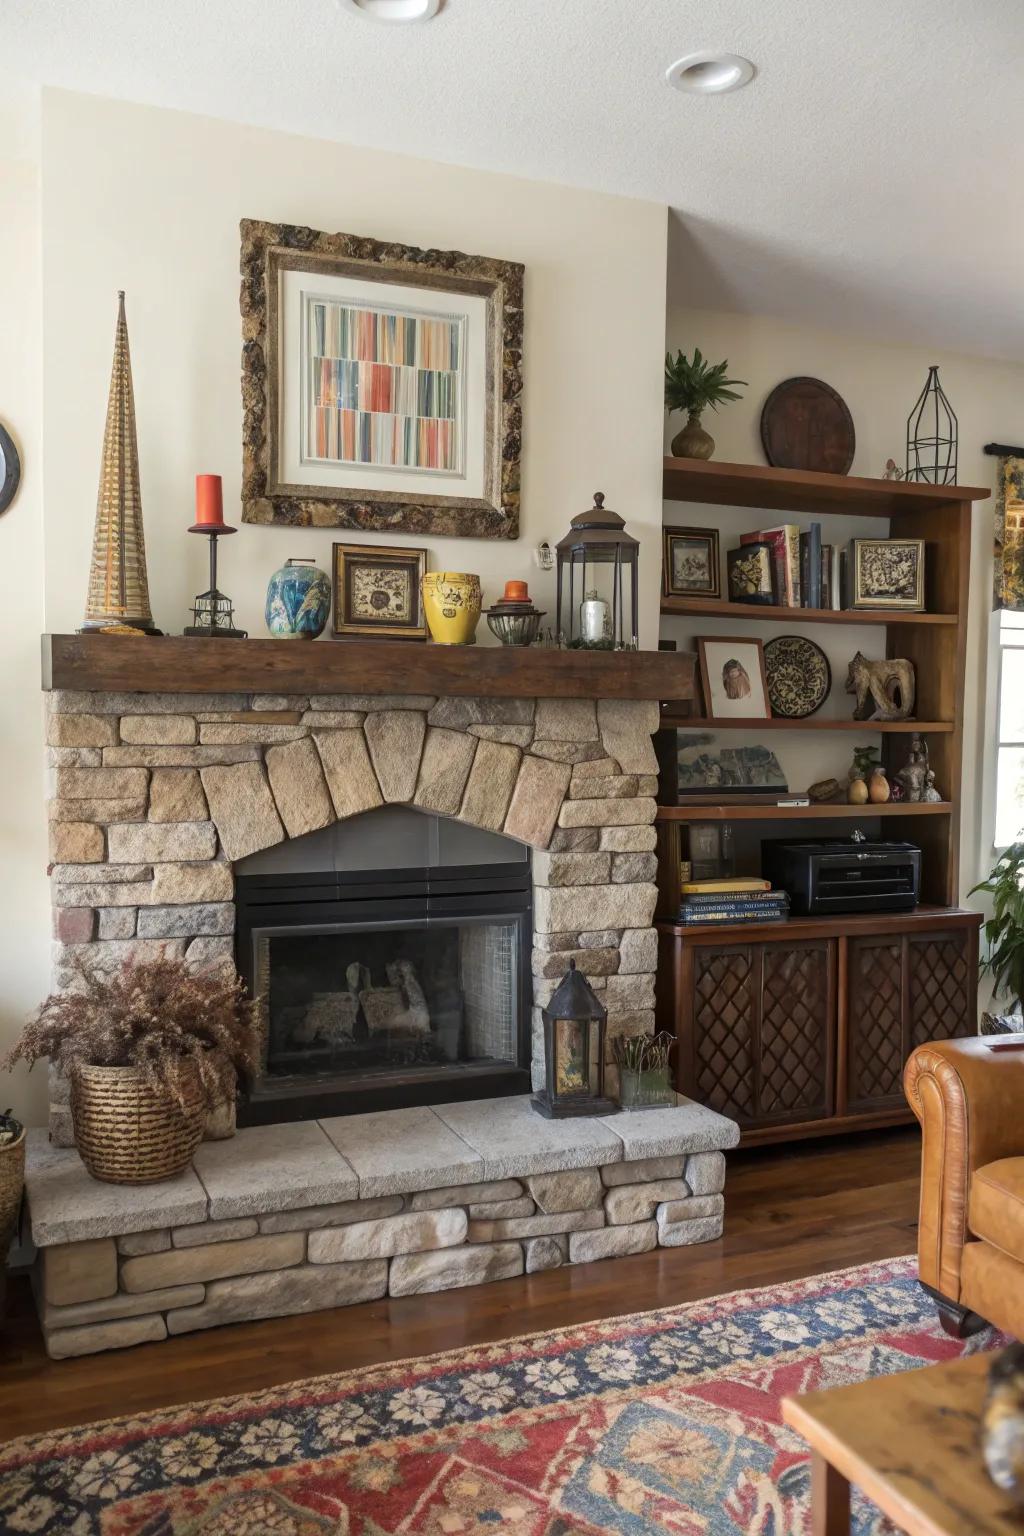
[612,1031,676,1111]
[971,841,1024,1029]
[665,348,747,461]
[2,953,259,1185]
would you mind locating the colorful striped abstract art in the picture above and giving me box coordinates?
[306,297,466,474]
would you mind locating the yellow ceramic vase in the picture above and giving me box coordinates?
[422,572,483,645]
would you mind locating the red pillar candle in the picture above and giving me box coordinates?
[502,580,530,603]
[193,474,226,529]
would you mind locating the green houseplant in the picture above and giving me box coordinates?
[665,348,747,461]
[971,840,1024,1019]
[2,954,259,1185]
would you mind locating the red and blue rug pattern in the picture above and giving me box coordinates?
[0,1256,1002,1535]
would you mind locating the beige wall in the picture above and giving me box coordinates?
[40,90,668,650]
[0,144,50,1127]
[663,300,1024,896]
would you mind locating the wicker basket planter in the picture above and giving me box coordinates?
[71,1064,206,1184]
[0,1115,26,1318]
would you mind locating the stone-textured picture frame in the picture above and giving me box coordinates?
[240,219,524,539]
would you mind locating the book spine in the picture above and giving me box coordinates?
[681,889,784,905]
[680,881,772,894]
[786,525,802,608]
[806,523,822,608]
[679,908,790,925]
[820,545,832,610]
[681,896,790,914]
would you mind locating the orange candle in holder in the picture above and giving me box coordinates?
[502,580,530,602]
[190,474,235,534]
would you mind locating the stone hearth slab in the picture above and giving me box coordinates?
[601,1097,741,1161]
[25,1130,208,1247]
[320,1106,484,1198]
[194,1123,357,1218]
[433,1096,624,1179]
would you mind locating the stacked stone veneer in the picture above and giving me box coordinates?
[26,1098,739,1358]
[45,686,664,1138]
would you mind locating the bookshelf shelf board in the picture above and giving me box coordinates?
[662,457,989,517]
[659,596,957,626]
[660,715,955,734]
[655,801,953,822]
[656,904,980,942]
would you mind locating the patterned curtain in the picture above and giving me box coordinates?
[994,455,1024,610]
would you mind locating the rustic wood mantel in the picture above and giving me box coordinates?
[41,633,696,701]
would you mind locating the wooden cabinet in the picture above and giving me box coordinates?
[658,911,979,1145]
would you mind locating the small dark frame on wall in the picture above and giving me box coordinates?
[663,525,721,599]
[332,543,427,640]
[240,219,524,539]
[0,423,21,516]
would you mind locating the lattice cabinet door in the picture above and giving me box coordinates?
[907,928,975,1051]
[846,935,906,1112]
[757,940,834,1123]
[687,944,758,1124]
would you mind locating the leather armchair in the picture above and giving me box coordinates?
[904,1037,1024,1340]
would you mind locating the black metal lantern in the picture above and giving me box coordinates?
[533,960,618,1119]
[906,365,958,485]
[555,492,639,650]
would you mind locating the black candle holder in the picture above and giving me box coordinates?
[184,522,247,638]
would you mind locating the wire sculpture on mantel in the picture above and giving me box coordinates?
[905,364,958,486]
[80,292,160,634]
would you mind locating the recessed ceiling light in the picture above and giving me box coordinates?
[665,52,755,95]
[339,0,442,21]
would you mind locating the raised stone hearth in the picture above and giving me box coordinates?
[24,1095,739,1357]
[44,685,664,1138]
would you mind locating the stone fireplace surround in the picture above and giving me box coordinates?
[27,679,739,1357]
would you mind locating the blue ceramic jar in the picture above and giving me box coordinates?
[265,558,332,640]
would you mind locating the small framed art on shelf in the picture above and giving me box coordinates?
[332,543,428,640]
[663,526,721,599]
[696,635,771,720]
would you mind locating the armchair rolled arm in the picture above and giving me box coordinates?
[904,1038,1024,1300]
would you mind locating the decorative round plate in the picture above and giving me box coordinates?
[760,377,855,474]
[764,634,831,718]
[0,423,20,516]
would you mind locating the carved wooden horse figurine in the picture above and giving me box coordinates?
[845,651,916,721]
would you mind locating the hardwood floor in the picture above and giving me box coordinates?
[0,1127,922,1442]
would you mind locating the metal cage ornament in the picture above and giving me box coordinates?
[555,492,639,650]
[532,960,618,1119]
[905,365,958,486]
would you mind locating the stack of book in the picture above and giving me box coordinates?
[678,876,790,926]
[741,521,840,609]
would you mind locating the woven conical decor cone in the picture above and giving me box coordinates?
[81,292,159,632]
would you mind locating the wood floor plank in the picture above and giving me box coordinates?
[0,1126,923,1441]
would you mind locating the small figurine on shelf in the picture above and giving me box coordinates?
[846,652,916,721]
[895,733,941,803]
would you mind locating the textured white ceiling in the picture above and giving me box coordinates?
[4,0,1022,358]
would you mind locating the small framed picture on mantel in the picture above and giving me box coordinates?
[332,543,428,640]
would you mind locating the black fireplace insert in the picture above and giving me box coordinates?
[234,810,532,1123]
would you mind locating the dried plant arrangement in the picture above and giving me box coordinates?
[3,952,259,1113]
[611,1031,675,1075]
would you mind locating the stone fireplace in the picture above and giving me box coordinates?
[27,645,737,1360]
[45,685,663,1139]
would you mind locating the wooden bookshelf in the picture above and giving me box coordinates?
[659,596,957,626]
[656,457,988,1147]
[660,715,955,734]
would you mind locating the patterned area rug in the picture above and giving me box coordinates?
[0,1256,1002,1535]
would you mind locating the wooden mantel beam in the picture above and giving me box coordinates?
[41,634,697,702]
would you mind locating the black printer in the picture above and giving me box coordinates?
[761,835,921,916]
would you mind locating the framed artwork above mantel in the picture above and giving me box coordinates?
[240,219,524,538]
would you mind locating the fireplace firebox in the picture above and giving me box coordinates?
[235,809,532,1123]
